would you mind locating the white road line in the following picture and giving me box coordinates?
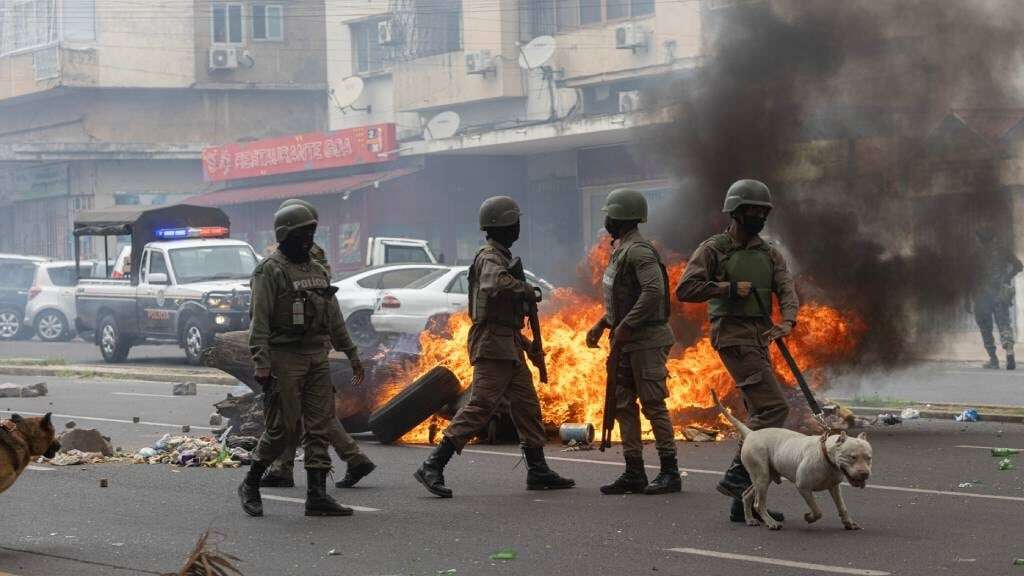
[438,446,1024,503]
[26,465,53,472]
[261,494,381,512]
[666,547,890,576]
[0,410,212,431]
[955,444,1023,451]
[112,392,180,399]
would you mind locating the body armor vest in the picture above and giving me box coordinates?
[603,239,670,326]
[707,234,773,318]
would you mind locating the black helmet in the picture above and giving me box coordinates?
[479,196,521,230]
[274,204,317,242]
[723,179,773,213]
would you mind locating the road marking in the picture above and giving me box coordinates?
[112,392,179,399]
[0,410,212,431]
[262,494,381,512]
[443,447,1024,503]
[956,444,1023,451]
[666,547,890,576]
[26,465,53,472]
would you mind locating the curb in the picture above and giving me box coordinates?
[0,364,238,386]
[841,404,1024,425]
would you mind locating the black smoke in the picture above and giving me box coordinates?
[650,0,1024,365]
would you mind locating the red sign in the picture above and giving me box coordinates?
[202,123,397,182]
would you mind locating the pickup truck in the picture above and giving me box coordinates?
[364,237,439,267]
[73,205,257,365]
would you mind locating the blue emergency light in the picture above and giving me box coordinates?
[155,226,230,240]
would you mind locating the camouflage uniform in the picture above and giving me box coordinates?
[973,244,1023,364]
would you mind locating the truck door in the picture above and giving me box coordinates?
[138,249,176,336]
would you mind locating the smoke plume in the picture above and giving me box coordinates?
[651,0,1024,365]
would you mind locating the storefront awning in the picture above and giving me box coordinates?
[186,167,420,207]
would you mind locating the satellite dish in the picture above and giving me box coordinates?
[334,76,366,109]
[424,111,461,141]
[518,35,557,70]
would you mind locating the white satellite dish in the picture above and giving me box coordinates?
[333,76,366,109]
[424,111,461,141]
[518,35,557,70]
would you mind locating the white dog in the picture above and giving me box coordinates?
[712,390,873,531]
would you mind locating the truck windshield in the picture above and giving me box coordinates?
[169,246,257,283]
[385,244,432,263]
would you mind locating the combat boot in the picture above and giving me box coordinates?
[600,456,648,494]
[730,498,785,523]
[259,468,295,488]
[716,455,751,500]
[414,437,456,498]
[523,446,576,490]
[984,348,999,370]
[336,454,376,488]
[304,469,353,517]
[238,461,268,517]
[1007,353,1016,371]
[644,454,682,495]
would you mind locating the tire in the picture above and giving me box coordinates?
[0,307,23,341]
[182,318,210,366]
[35,310,70,342]
[98,314,130,363]
[346,310,380,350]
[368,366,462,444]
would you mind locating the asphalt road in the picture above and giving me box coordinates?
[0,339,187,366]
[0,376,1021,576]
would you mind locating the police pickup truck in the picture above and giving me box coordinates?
[73,205,257,365]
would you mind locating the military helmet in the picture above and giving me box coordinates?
[723,179,773,213]
[479,196,521,230]
[602,188,648,222]
[273,204,317,242]
[279,198,319,221]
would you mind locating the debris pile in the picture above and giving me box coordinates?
[135,433,246,467]
[49,449,130,466]
[682,426,720,443]
[58,428,114,456]
[0,382,47,398]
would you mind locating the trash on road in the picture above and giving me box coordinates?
[172,382,197,396]
[683,425,720,442]
[900,408,921,420]
[65,420,76,429]
[0,382,47,398]
[958,481,982,488]
[134,433,245,467]
[878,413,902,426]
[99,478,108,488]
[1013,558,1024,566]
[998,458,1015,471]
[181,425,191,433]
[209,413,224,427]
[57,428,113,457]
[327,549,340,556]
[955,409,979,422]
[991,448,1021,457]
[489,549,517,561]
[48,450,129,466]
[132,416,140,423]
[558,423,594,445]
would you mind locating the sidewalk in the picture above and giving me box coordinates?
[0,359,236,385]
[828,360,1024,408]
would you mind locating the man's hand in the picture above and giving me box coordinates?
[735,281,753,298]
[612,322,634,348]
[586,320,608,349]
[763,321,794,342]
[349,356,365,386]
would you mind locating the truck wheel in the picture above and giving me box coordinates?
[0,307,23,341]
[368,366,462,444]
[98,314,130,363]
[183,318,210,366]
[346,310,380,349]
[35,310,70,342]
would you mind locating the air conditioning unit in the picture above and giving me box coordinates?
[208,47,239,70]
[618,90,642,113]
[378,20,398,46]
[465,50,495,75]
[615,23,647,50]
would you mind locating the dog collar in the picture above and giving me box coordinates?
[819,433,841,471]
[0,420,16,433]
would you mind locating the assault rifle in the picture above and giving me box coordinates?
[509,257,548,383]
[600,338,620,452]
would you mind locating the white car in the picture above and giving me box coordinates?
[25,260,96,341]
[333,264,449,347]
[370,266,554,337]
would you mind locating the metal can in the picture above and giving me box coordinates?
[559,423,595,445]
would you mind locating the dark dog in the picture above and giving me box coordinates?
[0,413,60,494]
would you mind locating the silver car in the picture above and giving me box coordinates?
[25,260,95,341]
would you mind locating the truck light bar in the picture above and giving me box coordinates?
[155,226,230,240]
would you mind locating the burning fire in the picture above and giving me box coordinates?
[377,237,865,444]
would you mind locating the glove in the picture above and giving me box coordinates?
[348,353,365,386]
[585,320,607,349]
[763,321,794,342]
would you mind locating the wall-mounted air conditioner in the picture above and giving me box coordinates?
[465,50,496,75]
[209,47,239,70]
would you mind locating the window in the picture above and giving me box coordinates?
[411,0,461,58]
[149,252,169,281]
[355,271,385,289]
[63,0,96,41]
[548,0,653,32]
[212,3,243,44]
[405,269,449,290]
[385,245,432,264]
[351,18,385,74]
[169,246,257,283]
[252,4,283,41]
[378,268,436,289]
[9,0,57,52]
[445,272,468,295]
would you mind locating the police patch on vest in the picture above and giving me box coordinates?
[292,278,328,290]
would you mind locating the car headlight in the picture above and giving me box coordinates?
[206,295,231,309]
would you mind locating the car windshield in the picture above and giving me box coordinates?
[404,268,450,289]
[169,246,257,283]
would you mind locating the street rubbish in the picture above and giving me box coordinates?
[489,549,517,561]
[878,413,902,426]
[327,549,340,557]
[182,425,191,433]
[0,382,47,398]
[955,409,979,422]
[558,423,594,445]
[134,434,245,467]
[683,426,720,442]
[209,413,223,427]
[57,428,114,457]
[562,439,595,452]
[65,420,76,429]
[99,478,108,488]
[48,450,124,466]
[173,382,198,396]
[991,448,1021,457]
[163,529,242,576]
[900,408,921,420]
[368,365,462,444]
[958,481,982,488]
[1013,558,1024,566]
[132,417,140,423]
[999,458,1015,471]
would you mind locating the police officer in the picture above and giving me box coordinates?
[676,179,798,523]
[414,196,575,497]
[585,189,681,495]
[238,202,365,517]
[259,199,377,490]
[971,223,1023,370]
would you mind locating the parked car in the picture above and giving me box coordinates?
[333,263,449,347]
[25,260,96,341]
[370,266,554,337]
[0,254,48,341]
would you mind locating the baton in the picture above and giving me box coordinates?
[751,290,822,417]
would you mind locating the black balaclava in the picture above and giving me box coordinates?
[604,217,640,240]
[733,208,767,236]
[487,222,520,249]
[279,223,316,263]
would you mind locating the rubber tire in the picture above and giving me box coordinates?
[346,310,380,350]
[182,318,210,366]
[0,307,24,341]
[35,310,70,342]
[98,314,131,363]
[368,365,462,444]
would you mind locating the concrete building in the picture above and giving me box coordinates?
[0,0,329,259]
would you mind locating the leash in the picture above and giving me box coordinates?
[751,290,829,433]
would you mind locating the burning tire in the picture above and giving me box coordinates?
[368,366,462,444]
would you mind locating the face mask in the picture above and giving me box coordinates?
[488,222,520,248]
[604,216,624,239]
[279,225,316,263]
[738,213,766,236]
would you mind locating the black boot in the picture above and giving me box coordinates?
[984,348,999,369]
[304,469,353,516]
[1007,353,1016,371]
[238,461,267,517]
[600,456,648,495]
[523,446,575,490]
[259,467,295,488]
[716,455,751,500]
[336,454,376,488]
[414,437,456,498]
[644,454,682,495]
[730,498,785,523]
